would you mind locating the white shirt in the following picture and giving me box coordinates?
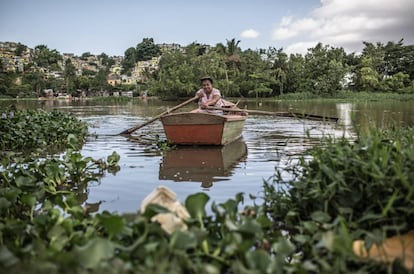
[195,88,224,109]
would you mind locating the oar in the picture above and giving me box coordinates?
[119,96,198,135]
[206,106,339,122]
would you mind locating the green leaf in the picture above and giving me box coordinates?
[170,230,197,250]
[0,197,11,209]
[245,250,271,272]
[21,194,36,207]
[15,176,35,187]
[273,237,295,256]
[293,234,311,244]
[141,203,170,219]
[1,187,21,202]
[310,211,331,223]
[0,246,19,268]
[74,237,115,269]
[256,213,273,229]
[107,151,120,165]
[381,189,398,217]
[97,212,125,238]
[47,224,66,242]
[185,192,209,221]
[237,219,263,237]
[303,221,318,233]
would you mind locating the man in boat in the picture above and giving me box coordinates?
[192,76,224,113]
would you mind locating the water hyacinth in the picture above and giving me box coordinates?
[1,105,414,273]
[263,126,414,273]
[0,108,88,152]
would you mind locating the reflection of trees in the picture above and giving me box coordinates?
[336,103,354,138]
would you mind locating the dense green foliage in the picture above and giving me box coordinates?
[0,140,122,273]
[33,44,62,71]
[146,40,414,99]
[0,108,88,152]
[263,127,414,273]
[2,38,414,99]
[122,38,161,75]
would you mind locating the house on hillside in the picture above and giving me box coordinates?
[121,75,135,85]
[107,73,121,86]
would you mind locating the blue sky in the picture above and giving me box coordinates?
[1,0,413,56]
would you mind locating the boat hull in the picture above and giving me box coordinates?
[161,112,246,145]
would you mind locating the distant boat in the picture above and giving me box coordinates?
[160,111,247,145]
[159,139,248,188]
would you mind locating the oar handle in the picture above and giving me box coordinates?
[120,96,199,135]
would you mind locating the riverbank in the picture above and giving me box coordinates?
[2,91,414,103]
[282,90,414,101]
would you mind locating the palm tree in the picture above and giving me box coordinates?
[225,38,241,74]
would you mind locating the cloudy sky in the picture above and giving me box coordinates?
[1,0,413,56]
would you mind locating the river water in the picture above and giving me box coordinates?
[1,98,413,213]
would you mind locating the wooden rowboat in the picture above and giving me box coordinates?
[160,111,247,145]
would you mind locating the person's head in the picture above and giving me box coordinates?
[201,76,213,94]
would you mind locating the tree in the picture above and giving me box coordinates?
[361,41,385,75]
[238,49,270,97]
[304,43,347,95]
[98,53,115,67]
[267,47,288,95]
[122,47,136,75]
[285,53,307,93]
[77,75,90,93]
[248,72,275,98]
[185,42,209,57]
[136,38,161,61]
[22,72,45,97]
[15,43,27,56]
[384,40,414,80]
[33,45,62,69]
[80,52,92,60]
[147,51,196,98]
[64,59,77,94]
[358,57,380,91]
[225,38,241,75]
[92,69,109,94]
[384,72,410,92]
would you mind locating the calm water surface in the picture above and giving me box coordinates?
[2,98,413,213]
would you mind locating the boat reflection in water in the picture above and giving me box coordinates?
[159,140,248,188]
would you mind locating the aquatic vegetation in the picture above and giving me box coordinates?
[263,126,414,273]
[1,105,413,273]
[0,108,88,152]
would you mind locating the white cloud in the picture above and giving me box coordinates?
[272,18,319,41]
[280,16,293,27]
[271,0,414,53]
[240,29,260,39]
[285,41,319,55]
[272,27,297,40]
